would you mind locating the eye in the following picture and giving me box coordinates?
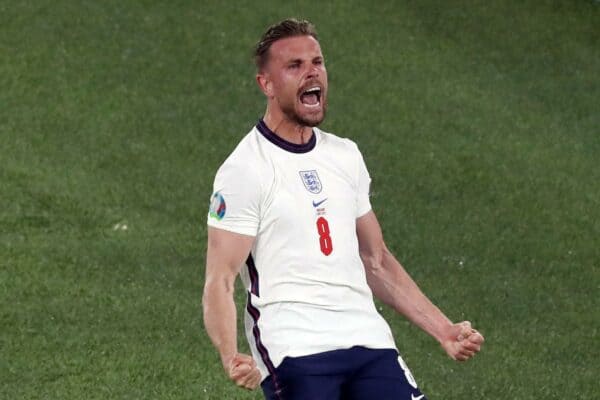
[288,62,301,69]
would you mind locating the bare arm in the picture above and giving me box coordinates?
[356,211,484,360]
[202,226,261,389]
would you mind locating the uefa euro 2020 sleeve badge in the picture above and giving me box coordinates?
[209,192,226,220]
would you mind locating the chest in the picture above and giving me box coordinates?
[261,151,358,235]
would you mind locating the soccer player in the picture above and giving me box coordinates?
[202,18,484,400]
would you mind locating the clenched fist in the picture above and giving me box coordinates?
[441,321,484,361]
[224,353,262,390]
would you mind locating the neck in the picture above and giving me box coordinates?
[262,108,313,145]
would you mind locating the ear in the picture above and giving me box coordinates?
[256,73,273,98]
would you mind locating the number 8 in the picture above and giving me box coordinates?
[316,217,333,256]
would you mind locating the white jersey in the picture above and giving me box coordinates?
[207,120,396,380]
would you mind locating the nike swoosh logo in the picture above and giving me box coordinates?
[312,198,328,207]
[411,394,424,400]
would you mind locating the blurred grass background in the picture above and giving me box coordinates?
[1,1,598,399]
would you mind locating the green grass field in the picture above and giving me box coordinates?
[1,1,599,399]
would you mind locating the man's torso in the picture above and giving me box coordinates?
[208,121,396,379]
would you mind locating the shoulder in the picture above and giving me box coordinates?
[217,125,272,172]
[222,127,263,164]
[317,128,362,153]
[316,128,365,163]
[214,127,266,186]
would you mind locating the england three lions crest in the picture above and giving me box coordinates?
[299,170,322,194]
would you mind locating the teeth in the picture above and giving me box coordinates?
[300,85,322,107]
[304,86,321,94]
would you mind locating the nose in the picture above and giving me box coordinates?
[306,64,319,79]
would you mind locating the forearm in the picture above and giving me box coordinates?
[202,280,238,367]
[365,249,452,344]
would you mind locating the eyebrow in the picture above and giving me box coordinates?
[286,56,323,64]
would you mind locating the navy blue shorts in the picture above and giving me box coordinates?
[261,346,427,400]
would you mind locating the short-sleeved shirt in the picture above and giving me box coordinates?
[208,120,396,380]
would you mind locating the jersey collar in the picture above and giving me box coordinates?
[256,119,316,154]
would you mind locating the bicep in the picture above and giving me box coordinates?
[356,210,385,259]
[205,226,255,286]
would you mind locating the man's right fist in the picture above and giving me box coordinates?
[225,353,262,390]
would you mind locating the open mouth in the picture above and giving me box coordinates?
[300,86,322,107]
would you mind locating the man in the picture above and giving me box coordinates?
[203,18,484,400]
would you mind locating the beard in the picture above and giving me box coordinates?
[279,97,327,127]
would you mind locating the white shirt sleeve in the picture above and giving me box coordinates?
[355,146,372,218]
[207,159,261,237]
